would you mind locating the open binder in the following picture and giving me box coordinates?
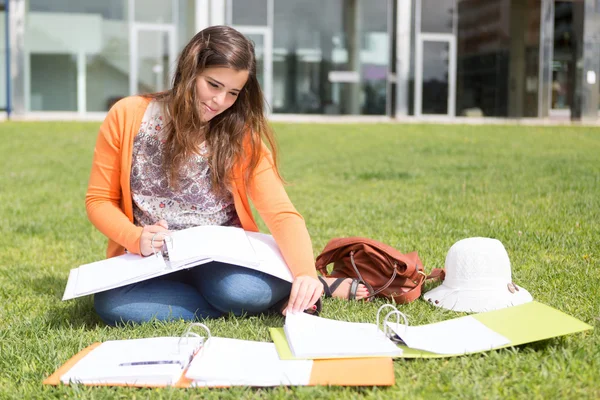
[63,226,294,300]
[43,323,395,388]
[272,301,593,359]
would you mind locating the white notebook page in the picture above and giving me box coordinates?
[74,253,167,296]
[284,312,403,358]
[168,226,258,268]
[246,232,293,282]
[186,337,313,386]
[386,315,511,355]
[60,337,202,386]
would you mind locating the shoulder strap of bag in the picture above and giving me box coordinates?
[391,268,446,303]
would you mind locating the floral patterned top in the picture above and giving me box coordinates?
[130,100,241,230]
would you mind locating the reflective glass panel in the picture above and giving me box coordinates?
[244,33,265,89]
[456,0,510,117]
[26,0,187,112]
[30,54,77,111]
[0,10,7,109]
[552,2,574,110]
[422,41,449,114]
[269,0,389,115]
[421,0,455,33]
[230,0,267,25]
[134,0,175,24]
[135,30,172,95]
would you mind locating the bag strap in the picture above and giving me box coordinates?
[392,268,446,303]
[348,250,392,298]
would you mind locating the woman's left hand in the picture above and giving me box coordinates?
[286,275,324,315]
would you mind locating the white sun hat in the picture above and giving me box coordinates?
[423,237,533,312]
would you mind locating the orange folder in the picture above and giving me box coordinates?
[44,343,395,388]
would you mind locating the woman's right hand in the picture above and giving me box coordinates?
[139,220,170,256]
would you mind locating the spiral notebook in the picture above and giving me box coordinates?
[62,226,294,300]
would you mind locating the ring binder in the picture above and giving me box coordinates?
[376,304,408,344]
[383,310,408,344]
[62,226,295,301]
[178,322,211,354]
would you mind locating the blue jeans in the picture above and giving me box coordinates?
[94,262,291,325]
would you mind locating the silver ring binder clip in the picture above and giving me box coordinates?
[383,310,409,343]
[376,304,398,332]
[178,322,211,354]
[151,232,173,260]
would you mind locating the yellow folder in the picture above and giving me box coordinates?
[271,301,593,359]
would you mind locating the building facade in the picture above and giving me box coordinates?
[1,0,599,120]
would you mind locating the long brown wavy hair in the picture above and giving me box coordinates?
[145,25,280,193]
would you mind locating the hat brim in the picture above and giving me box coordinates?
[423,283,533,313]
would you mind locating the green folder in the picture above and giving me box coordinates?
[270,301,593,359]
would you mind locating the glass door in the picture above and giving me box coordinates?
[129,25,177,95]
[232,26,273,110]
[415,34,456,116]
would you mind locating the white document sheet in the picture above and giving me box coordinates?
[71,253,167,298]
[386,315,511,355]
[168,226,258,268]
[284,312,403,359]
[60,337,202,386]
[246,232,293,283]
[186,337,313,387]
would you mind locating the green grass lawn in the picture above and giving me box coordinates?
[0,121,599,399]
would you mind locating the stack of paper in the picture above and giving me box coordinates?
[284,312,403,359]
[59,337,202,386]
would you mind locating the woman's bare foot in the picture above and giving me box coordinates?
[321,277,370,300]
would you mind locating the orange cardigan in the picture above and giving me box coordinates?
[85,96,316,279]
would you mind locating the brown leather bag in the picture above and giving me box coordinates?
[315,237,444,304]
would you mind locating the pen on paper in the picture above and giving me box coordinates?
[118,360,183,367]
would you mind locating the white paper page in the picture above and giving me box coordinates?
[60,337,202,386]
[246,232,293,282]
[386,316,511,355]
[168,226,259,268]
[186,337,313,387]
[73,253,167,297]
[62,269,80,301]
[284,312,403,359]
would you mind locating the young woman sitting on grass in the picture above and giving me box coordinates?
[86,26,368,325]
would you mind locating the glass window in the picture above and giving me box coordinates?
[456,0,510,117]
[29,0,125,20]
[270,0,389,115]
[0,7,7,110]
[27,1,129,112]
[25,0,186,112]
[422,41,450,114]
[421,0,455,34]
[230,0,268,26]
[552,2,574,110]
[30,54,77,111]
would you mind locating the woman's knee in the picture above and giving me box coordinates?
[195,265,291,313]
